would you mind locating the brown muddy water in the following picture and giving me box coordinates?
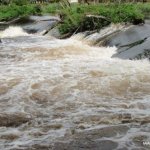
[0,26,150,150]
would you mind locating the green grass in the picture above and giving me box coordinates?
[137,3,150,19]
[41,3,61,14]
[0,4,42,21]
[58,3,147,34]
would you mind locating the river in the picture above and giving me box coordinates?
[0,26,150,150]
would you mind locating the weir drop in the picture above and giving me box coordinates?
[0,26,150,150]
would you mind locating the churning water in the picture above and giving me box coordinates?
[0,26,150,150]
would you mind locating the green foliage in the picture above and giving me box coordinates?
[0,4,42,21]
[0,0,10,5]
[41,3,60,14]
[58,3,145,34]
[137,3,150,19]
[11,0,29,6]
[0,2,149,34]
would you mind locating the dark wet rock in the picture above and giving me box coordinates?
[132,135,148,146]
[118,148,128,150]
[119,113,132,124]
[42,124,63,131]
[132,18,144,25]
[0,15,61,34]
[24,125,127,150]
[53,139,118,150]
[131,147,146,150]
[133,49,150,60]
[22,16,61,34]
[0,17,21,25]
[100,22,150,60]
[0,134,19,141]
[75,125,129,139]
[17,144,53,150]
[107,24,150,47]
[119,37,147,50]
[44,26,61,38]
[0,17,24,30]
[38,125,127,150]
[23,140,118,150]
[23,20,57,34]
[0,113,31,127]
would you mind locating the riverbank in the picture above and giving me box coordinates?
[0,3,150,35]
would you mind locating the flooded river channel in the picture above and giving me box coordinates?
[0,26,150,150]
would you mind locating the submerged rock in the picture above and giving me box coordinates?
[53,139,118,150]
[0,113,31,127]
[51,125,127,150]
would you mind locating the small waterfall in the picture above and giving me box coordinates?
[71,23,131,46]
[0,26,29,38]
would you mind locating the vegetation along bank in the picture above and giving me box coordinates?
[0,1,150,36]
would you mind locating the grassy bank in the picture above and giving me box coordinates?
[0,3,150,34]
[58,3,147,34]
[0,4,41,21]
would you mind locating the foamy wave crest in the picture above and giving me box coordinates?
[0,26,29,38]
[62,38,118,59]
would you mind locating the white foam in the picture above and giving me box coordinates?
[0,26,29,38]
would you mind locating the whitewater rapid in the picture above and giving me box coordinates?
[0,26,150,150]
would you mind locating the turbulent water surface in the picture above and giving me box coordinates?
[0,26,150,150]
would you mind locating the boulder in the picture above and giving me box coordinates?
[21,16,61,34]
[44,26,61,38]
[101,22,150,60]
[0,15,61,34]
